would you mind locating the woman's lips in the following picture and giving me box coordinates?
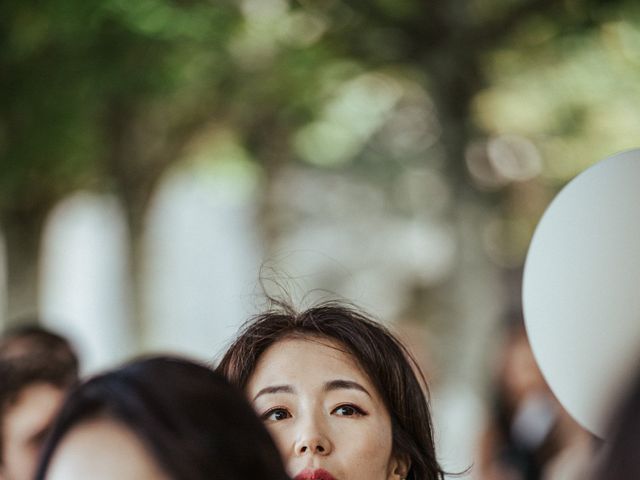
[294,468,337,480]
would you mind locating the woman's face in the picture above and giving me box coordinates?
[45,418,169,480]
[247,336,408,480]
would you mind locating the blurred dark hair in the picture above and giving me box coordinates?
[34,356,289,480]
[216,300,446,480]
[0,325,79,386]
[0,325,79,461]
[590,360,640,479]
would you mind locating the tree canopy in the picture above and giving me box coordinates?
[1,0,638,318]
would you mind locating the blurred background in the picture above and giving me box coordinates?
[1,0,639,477]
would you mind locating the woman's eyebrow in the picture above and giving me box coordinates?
[323,379,371,398]
[253,384,295,401]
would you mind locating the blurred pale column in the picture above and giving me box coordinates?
[142,164,262,363]
[40,192,135,374]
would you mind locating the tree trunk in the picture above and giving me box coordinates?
[2,208,48,326]
[100,98,141,349]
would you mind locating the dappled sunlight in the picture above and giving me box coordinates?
[294,72,403,166]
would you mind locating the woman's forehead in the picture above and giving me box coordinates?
[248,336,374,389]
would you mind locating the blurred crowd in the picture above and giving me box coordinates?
[475,317,594,480]
[0,310,638,480]
[0,322,289,480]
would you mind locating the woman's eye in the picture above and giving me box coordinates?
[262,408,291,422]
[332,404,365,416]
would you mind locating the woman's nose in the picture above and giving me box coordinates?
[295,435,332,456]
[294,420,332,456]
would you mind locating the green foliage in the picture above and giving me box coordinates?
[0,0,241,212]
[1,0,638,232]
[475,20,640,183]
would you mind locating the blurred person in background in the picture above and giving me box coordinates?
[589,359,640,480]
[396,316,483,479]
[35,356,290,480]
[476,314,592,480]
[217,300,446,480]
[0,325,78,480]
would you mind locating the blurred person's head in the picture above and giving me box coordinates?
[0,325,78,480]
[35,356,290,480]
[217,300,445,480]
[476,314,551,479]
[590,361,640,480]
[497,318,549,410]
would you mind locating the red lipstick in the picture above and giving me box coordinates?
[294,468,337,480]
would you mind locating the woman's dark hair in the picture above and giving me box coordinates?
[34,356,289,480]
[216,301,446,480]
